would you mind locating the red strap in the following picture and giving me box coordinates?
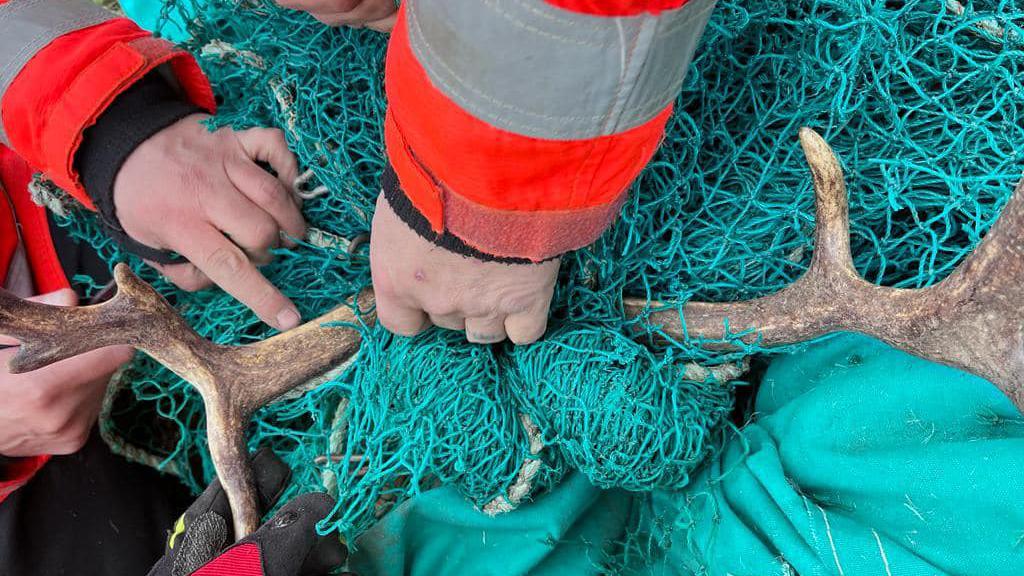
[543,0,690,16]
[0,146,69,294]
[192,542,265,576]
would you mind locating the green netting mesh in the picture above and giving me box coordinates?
[55,0,1024,552]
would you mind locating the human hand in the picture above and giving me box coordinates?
[369,193,559,344]
[275,0,398,31]
[115,114,305,331]
[0,289,134,457]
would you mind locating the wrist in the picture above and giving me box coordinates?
[381,164,574,265]
[75,72,203,264]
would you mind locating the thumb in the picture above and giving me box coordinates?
[367,12,396,32]
[27,288,78,307]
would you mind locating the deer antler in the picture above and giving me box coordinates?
[0,265,373,538]
[625,128,1024,408]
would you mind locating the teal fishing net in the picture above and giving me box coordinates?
[57,0,1024,552]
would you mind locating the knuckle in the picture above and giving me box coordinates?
[177,163,212,192]
[205,246,247,275]
[421,301,458,318]
[252,219,281,249]
[330,0,362,10]
[264,128,288,146]
[256,179,285,203]
[52,430,90,455]
[502,297,537,316]
[166,266,208,291]
[378,310,425,337]
[62,425,92,454]
[250,285,283,311]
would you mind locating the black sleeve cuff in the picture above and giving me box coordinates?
[75,70,203,264]
[381,163,542,265]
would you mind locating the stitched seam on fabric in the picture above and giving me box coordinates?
[480,0,604,47]
[571,19,642,203]
[509,0,606,31]
[606,17,656,134]
[408,2,680,134]
[654,0,718,39]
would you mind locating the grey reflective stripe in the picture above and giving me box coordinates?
[405,0,716,140]
[0,0,115,145]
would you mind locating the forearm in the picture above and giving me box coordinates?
[383,0,715,261]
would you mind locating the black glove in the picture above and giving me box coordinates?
[147,448,347,576]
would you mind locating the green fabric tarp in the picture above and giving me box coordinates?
[352,334,1024,575]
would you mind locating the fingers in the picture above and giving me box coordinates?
[504,312,549,345]
[234,127,299,192]
[148,261,214,292]
[295,0,398,27]
[50,345,136,380]
[465,316,507,344]
[375,293,430,337]
[428,313,465,332]
[365,12,397,32]
[225,157,307,246]
[200,184,281,265]
[177,226,301,330]
[27,288,78,307]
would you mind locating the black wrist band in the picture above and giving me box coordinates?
[75,70,203,265]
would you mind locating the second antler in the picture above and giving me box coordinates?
[0,268,373,538]
[626,128,1024,408]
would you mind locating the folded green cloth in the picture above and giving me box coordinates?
[636,333,1024,576]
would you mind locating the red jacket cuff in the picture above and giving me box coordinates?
[1,19,215,209]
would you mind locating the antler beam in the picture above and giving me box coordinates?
[0,266,373,538]
[625,128,1024,408]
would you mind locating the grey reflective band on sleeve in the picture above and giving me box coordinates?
[405,0,717,141]
[0,0,115,146]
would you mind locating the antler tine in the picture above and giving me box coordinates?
[799,127,856,277]
[626,127,1024,409]
[0,264,202,373]
[0,263,374,538]
[625,128,872,346]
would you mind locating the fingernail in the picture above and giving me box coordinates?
[276,308,301,330]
